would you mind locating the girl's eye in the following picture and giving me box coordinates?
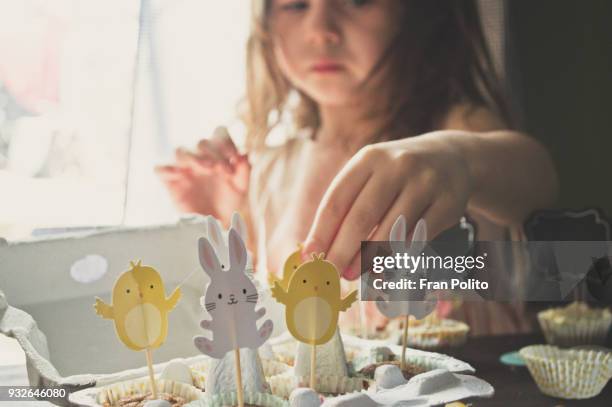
[345,0,372,6]
[326,281,330,285]
[303,279,307,283]
[243,289,247,294]
[218,293,222,299]
[126,289,130,294]
[150,285,154,289]
[279,1,308,12]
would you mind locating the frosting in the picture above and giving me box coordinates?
[289,388,321,407]
[294,330,348,377]
[206,348,269,395]
[159,359,193,385]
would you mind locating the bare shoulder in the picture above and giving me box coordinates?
[441,104,508,132]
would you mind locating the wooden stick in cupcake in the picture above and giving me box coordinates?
[375,216,435,370]
[194,228,273,407]
[272,252,358,390]
[94,260,181,400]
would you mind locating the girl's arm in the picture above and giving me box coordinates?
[441,105,559,226]
[303,106,559,280]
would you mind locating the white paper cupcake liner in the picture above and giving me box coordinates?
[403,320,469,350]
[520,345,612,399]
[191,369,206,390]
[261,359,291,377]
[191,359,290,388]
[186,391,288,407]
[538,308,612,347]
[96,378,203,406]
[267,373,366,398]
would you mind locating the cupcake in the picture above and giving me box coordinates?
[358,360,427,381]
[267,373,366,398]
[185,391,288,407]
[400,315,469,350]
[520,344,612,399]
[97,378,202,407]
[538,302,612,347]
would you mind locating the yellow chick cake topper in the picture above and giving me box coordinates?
[268,243,303,290]
[271,252,357,345]
[94,260,181,351]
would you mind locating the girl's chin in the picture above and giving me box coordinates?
[304,87,358,107]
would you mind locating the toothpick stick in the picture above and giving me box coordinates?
[234,347,244,407]
[401,315,409,371]
[310,343,317,390]
[145,347,158,399]
[359,291,367,339]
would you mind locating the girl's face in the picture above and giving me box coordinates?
[269,0,403,107]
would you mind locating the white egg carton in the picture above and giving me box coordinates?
[0,215,491,406]
[0,216,216,404]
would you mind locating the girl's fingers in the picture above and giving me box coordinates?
[303,157,373,259]
[368,186,432,246]
[209,126,241,162]
[325,171,400,277]
[421,196,463,240]
[175,148,218,174]
[155,165,192,181]
[344,187,430,280]
[195,140,233,174]
[196,138,222,159]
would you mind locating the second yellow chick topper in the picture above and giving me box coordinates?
[268,243,303,291]
[94,261,181,351]
[271,253,357,345]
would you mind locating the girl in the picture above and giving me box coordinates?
[156,0,558,335]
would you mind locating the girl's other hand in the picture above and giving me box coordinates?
[303,131,473,280]
[156,127,250,227]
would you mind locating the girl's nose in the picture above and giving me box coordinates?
[306,3,341,47]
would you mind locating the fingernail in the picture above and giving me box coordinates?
[301,242,315,261]
[343,267,360,281]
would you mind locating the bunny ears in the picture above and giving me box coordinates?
[390,215,428,255]
[206,212,248,252]
[198,227,247,276]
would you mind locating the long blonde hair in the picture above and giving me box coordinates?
[241,0,511,150]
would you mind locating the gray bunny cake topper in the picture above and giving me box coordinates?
[194,227,273,359]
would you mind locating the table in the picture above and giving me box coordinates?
[440,334,611,407]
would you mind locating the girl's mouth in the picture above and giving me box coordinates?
[311,61,344,73]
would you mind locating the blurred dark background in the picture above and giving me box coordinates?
[509,0,612,216]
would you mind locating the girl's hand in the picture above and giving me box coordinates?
[303,131,473,280]
[156,127,250,226]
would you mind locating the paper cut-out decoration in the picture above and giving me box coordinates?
[194,227,272,407]
[95,260,180,399]
[194,228,273,359]
[272,252,357,390]
[374,216,435,370]
[94,260,181,351]
[206,212,249,271]
[271,253,357,346]
[268,243,303,290]
[375,217,436,320]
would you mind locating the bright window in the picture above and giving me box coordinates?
[0,0,249,239]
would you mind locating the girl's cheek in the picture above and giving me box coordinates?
[272,28,305,78]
